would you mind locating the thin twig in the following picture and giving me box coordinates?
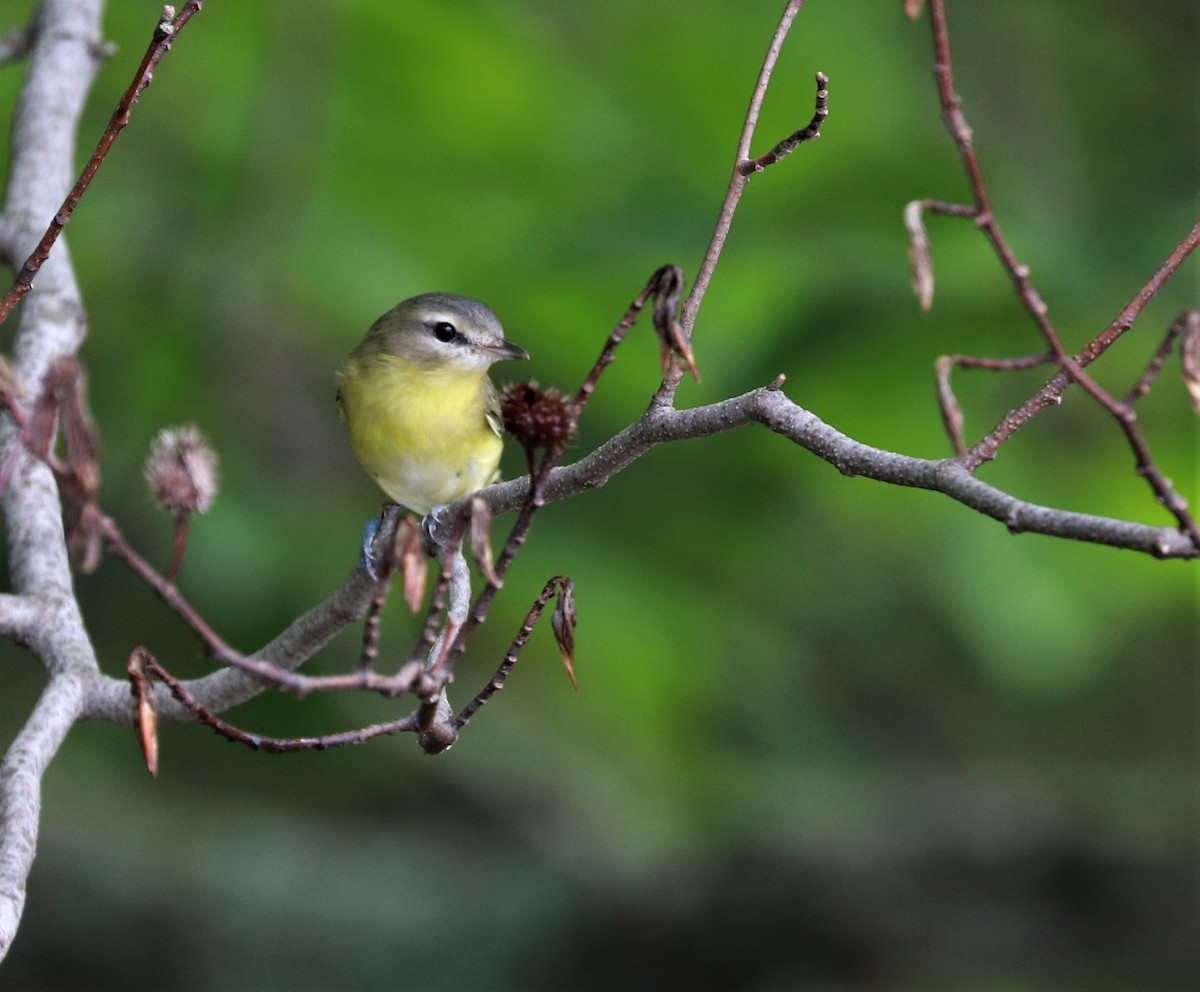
[1123,311,1193,406]
[920,0,1198,541]
[98,510,432,698]
[681,0,818,336]
[0,2,203,330]
[740,71,827,174]
[0,23,34,69]
[146,654,419,753]
[965,220,1200,467]
[934,352,1053,454]
[455,576,567,729]
[165,513,189,585]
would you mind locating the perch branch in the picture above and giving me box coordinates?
[466,382,1197,560]
[455,576,574,730]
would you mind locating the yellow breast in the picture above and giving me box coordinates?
[337,353,503,515]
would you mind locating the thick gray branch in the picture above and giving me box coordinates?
[0,593,39,642]
[0,0,106,964]
[472,385,1196,560]
[80,564,379,722]
[0,671,86,958]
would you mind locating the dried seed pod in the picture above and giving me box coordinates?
[145,425,218,516]
[905,200,934,312]
[551,577,578,691]
[127,648,159,778]
[499,381,575,471]
[650,264,700,381]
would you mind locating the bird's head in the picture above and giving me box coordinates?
[362,293,529,372]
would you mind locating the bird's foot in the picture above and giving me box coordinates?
[359,517,381,580]
[359,503,403,581]
[420,504,450,552]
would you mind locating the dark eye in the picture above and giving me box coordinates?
[432,321,457,343]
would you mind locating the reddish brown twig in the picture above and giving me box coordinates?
[357,513,427,671]
[965,222,1200,468]
[0,357,105,568]
[165,515,190,585]
[916,0,1198,546]
[1124,310,1199,407]
[0,2,203,330]
[455,576,575,730]
[98,510,439,699]
[683,0,824,335]
[144,651,419,754]
[740,71,828,174]
[934,352,1053,455]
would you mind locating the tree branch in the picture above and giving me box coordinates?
[78,557,381,722]
[468,382,1197,560]
[0,2,207,961]
[0,1,202,330]
[966,221,1200,468]
[0,671,86,958]
[0,8,105,957]
[681,0,818,336]
[0,593,40,642]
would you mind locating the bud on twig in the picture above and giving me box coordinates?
[551,577,578,691]
[468,497,501,588]
[935,355,966,455]
[905,200,934,312]
[650,264,700,381]
[145,425,218,517]
[394,515,428,613]
[1182,313,1200,414]
[127,648,159,777]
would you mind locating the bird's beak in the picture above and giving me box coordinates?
[486,340,530,362]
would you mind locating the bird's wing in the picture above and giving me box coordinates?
[483,379,504,440]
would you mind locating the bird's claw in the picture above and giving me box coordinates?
[358,503,405,581]
[420,504,449,551]
[359,517,382,581]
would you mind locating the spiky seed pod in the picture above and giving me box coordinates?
[499,382,575,464]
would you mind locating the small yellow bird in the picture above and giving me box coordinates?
[337,293,529,527]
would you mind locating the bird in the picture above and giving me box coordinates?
[336,293,529,571]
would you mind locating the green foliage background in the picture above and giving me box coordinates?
[0,1,1195,989]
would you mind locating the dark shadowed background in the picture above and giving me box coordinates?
[1,2,1196,989]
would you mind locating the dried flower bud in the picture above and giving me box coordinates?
[394,515,427,613]
[499,382,575,470]
[127,648,159,778]
[550,577,578,692]
[145,425,218,516]
[1181,311,1200,414]
[935,355,965,456]
[650,264,700,381]
[468,496,501,588]
[0,354,24,403]
[905,200,934,312]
